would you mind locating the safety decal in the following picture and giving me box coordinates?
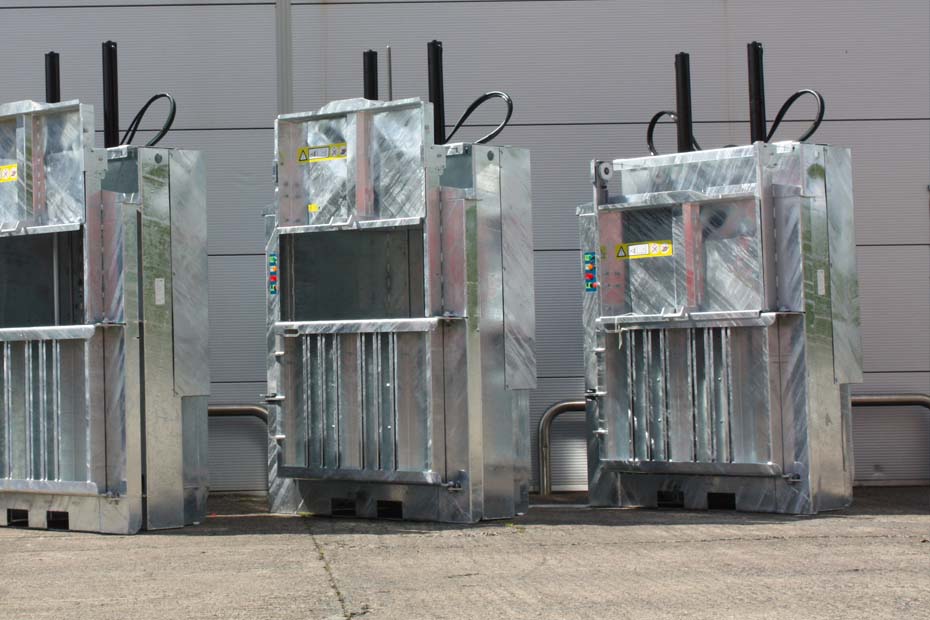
[308,203,320,213]
[0,164,17,184]
[297,143,347,164]
[615,240,673,260]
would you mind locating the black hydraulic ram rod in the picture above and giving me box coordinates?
[363,49,379,100]
[747,41,767,143]
[45,52,60,104]
[674,52,694,153]
[427,40,446,145]
[102,41,119,148]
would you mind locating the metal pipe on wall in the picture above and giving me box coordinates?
[538,400,586,497]
[208,405,269,424]
[851,394,930,410]
[537,394,930,497]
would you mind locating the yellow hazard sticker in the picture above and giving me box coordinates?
[308,203,319,213]
[297,142,347,164]
[0,164,17,184]
[615,240,673,260]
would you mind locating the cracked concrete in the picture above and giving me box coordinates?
[0,488,927,619]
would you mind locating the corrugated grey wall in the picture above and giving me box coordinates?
[5,0,928,489]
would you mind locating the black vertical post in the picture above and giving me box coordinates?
[427,40,445,145]
[674,52,694,153]
[747,41,767,143]
[102,41,119,148]
[45,52,61,104]
[363,50,379,100]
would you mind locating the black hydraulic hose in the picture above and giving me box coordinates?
[444,91,514,145]
[646,110,702,156]
[120,93,177,147]
[766,88,825,143]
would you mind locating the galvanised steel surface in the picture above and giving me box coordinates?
[0,100,209,534]
[578,142,861,514]
[266,97,535,523]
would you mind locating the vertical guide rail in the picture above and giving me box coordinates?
[363,50,379,100]
[386,45,393,101]
[747,41,767,143]
[1,343,8,478]
[45,52,61,104]
[674,52,694,153]
[52,341,61,481]
[102,41,119,148]
[427,40,446,145]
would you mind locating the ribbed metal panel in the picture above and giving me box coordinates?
[858,246,930,373]
[208,255,266,384]
[1,5,275,130]
[852,408,930,483]
[208,416,268,493]
[13,0,924,493]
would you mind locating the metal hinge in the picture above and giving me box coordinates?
[263,393,285,403]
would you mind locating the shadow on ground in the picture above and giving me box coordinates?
[147,486,928,538]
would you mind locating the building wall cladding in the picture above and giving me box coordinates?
[4,0,928,489]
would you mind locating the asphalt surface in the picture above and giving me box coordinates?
[0,487,927,620]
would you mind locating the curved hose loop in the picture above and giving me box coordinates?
[766,88,825,143]
[444,91,514,145]
[646,110,702,155]
[120,93,177,147]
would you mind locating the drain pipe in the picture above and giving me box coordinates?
[538,399,586,496]
[207,405,269,424]
[536,394,930,497]
[851,394,930,410]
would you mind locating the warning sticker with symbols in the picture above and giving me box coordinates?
[297,142,347,164]
[0,164,17,184]
[615,240,673,260]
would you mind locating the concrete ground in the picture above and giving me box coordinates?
[0,488,927,620]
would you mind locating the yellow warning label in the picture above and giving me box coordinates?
[308,203,319,213]
[615,240,673,260]
[297,142,347,164]
[0,164,17,184]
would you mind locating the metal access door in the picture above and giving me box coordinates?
[275,319,449,486]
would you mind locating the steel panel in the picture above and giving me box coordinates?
[169,150,210,396]
[500,147,536,389]
[138,148,185,530]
